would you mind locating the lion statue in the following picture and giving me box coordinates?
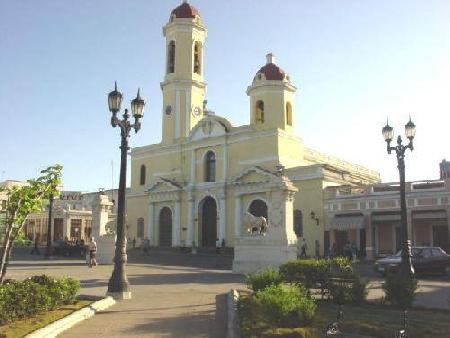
[243,212,268,235]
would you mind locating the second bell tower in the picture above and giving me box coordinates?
[161,1,207,144]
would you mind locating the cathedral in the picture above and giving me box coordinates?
[126,1,380,257]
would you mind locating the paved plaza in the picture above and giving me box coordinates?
[7,249,243,338]
[5,249,450,337]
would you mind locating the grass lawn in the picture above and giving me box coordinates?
[0,299,94,338]
[240,296,450,338]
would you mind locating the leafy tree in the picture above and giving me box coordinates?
[0,165,62,283]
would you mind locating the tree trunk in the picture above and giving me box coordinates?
[0,218,25,284]
[0,225,14,283]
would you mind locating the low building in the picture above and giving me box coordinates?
[24,189,118,244]
[325,179,450,259]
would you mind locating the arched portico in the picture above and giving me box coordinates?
[198,196,217,248]
[159,206,173,247]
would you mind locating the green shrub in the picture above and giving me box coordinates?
[246,268,283,292]
[0,275,80,325]
[279,258,355,299]
[350,275,368,305]
[329,275,368,305]
[253,284,316,328]
[382,272,418,308]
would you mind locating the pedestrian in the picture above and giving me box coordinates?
[329,243,337,258]
[30,235,40,255]
[142,237,150,255]
[300,238,307,258]
[343,241,352,261]
[132,237,136,249]
[216,238,220,254]
[351,242,358,263]
[88,237,98,268]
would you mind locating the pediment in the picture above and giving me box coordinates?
[232,166,278,184]
[147,178,181,193]
[190,117,230,141]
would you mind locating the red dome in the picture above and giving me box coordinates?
[171,1,200,19]
[255,54,286,81]
[257,63,286,81]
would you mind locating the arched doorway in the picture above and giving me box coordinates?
[199,196,217,248]
[249,199,268,219]
[159,207,172,247]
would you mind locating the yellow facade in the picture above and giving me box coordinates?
[126,2,380,256]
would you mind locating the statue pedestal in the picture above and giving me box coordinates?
[232,236,297,274]
[96,235,116,265]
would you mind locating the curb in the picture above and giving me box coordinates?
[226,289,240,338]
[24,296,116,338]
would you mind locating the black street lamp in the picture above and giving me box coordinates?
[382,118,416,278]
[106,82,145,299]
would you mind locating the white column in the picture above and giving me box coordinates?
[175,90,180,138]
[355,228,360,250]
[187,197,195,247]
[219,197,226,243]
[190,149,196,183]
[392,225,397,254]
[148,203,154,245]
[222,141,228,180]
[234,195,242,238]
[185,89,191,137]
[375,224,379,255]
[173,200,181,246]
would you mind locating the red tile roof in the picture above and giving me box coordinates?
[171,2,200,19]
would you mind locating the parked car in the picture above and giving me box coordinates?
[53,240,86,257]
[374,247,450,275]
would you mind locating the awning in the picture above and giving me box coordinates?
[413,211,447,220]
[328,215,365,231]
[372,214,401,222]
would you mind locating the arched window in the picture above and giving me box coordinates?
[293,209,303,237]
[194,41,202,74]
[137,218,144,239]
[286,102,292,126]
[256,100,264,123]
[167,41,175,74]
[204,151,216,182]
[140,165,146,186]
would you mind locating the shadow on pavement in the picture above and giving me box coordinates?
[128,249,233,271]
[127,293,228,338]
[128,272,243,286]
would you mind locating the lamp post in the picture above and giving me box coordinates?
[44,193,54,259]
[106,82,145,300]
[382,118,416,278]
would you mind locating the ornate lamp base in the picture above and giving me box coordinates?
[106,291,132,300]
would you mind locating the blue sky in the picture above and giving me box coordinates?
[1,0,450,191]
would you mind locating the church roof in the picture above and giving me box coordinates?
[171,1,200,19]
[255,53,286,81]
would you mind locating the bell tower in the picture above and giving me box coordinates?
[247,54,297,132]
[161,1,207,144]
